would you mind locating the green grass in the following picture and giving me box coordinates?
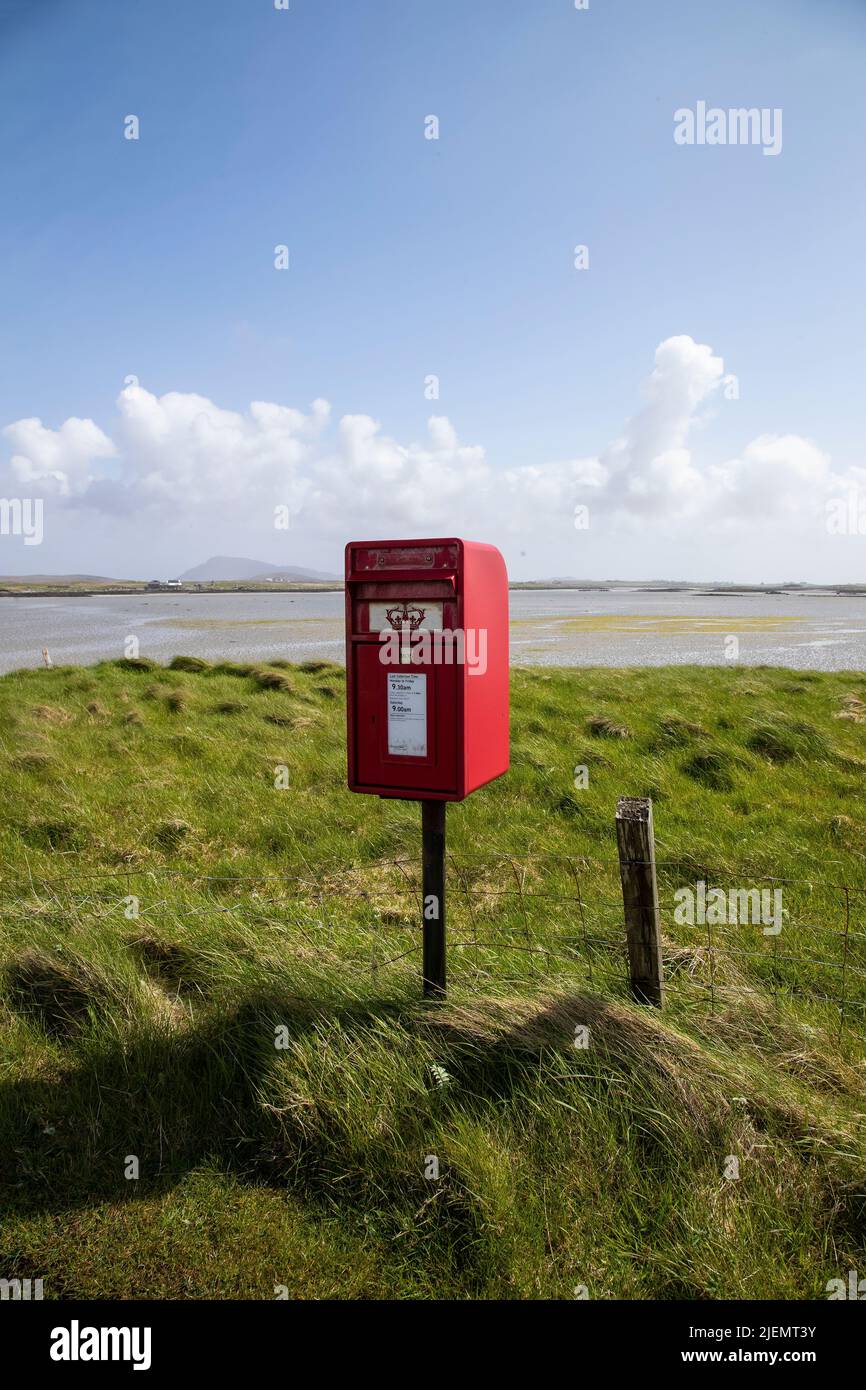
[1,659,865,1299]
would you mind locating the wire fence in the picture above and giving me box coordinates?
[2,851,865,1049]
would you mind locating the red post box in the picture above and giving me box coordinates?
[345,538,509,801]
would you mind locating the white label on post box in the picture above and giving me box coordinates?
[387,673,427,757]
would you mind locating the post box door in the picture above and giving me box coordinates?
[353,644,458,793]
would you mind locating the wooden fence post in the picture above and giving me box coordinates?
[616,796,664,1007]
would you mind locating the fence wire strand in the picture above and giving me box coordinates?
[1,853,864,1048]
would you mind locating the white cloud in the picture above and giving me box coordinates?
[593,335,723,517]
[1,338,860,553]
[114,386,328,512]
[3,415,116,497]
[709,434,835,523]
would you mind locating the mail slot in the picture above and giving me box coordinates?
[345,537,509,801]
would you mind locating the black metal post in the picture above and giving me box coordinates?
[421,799,446,997]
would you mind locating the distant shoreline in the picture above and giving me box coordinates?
[1,581,865,599]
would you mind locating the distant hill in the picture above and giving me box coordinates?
[0,573,117,584]
[179,556,341,583]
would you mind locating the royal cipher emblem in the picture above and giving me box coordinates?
[384,603,427,631]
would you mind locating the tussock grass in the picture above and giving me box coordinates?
[0,660,865,1299]
[10,749,53,771]
[126,932,211,996]
[251,667,294,692]
[169,655,211,673]
[4,947,127,1039]
[152,818,192,852]
[681,747,737,791]
[587,714,630,739]
[836,693,866,724]
[30,704,72,725]
[163,688,189,713]
[746,716,830,764]
[654,713,709,746]
[299,660,340,674]
[210,661,257,678]
[114,657,157,673]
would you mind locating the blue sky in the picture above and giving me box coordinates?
[1,0,865,580]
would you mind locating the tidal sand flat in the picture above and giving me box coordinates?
[2,589,866,673]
